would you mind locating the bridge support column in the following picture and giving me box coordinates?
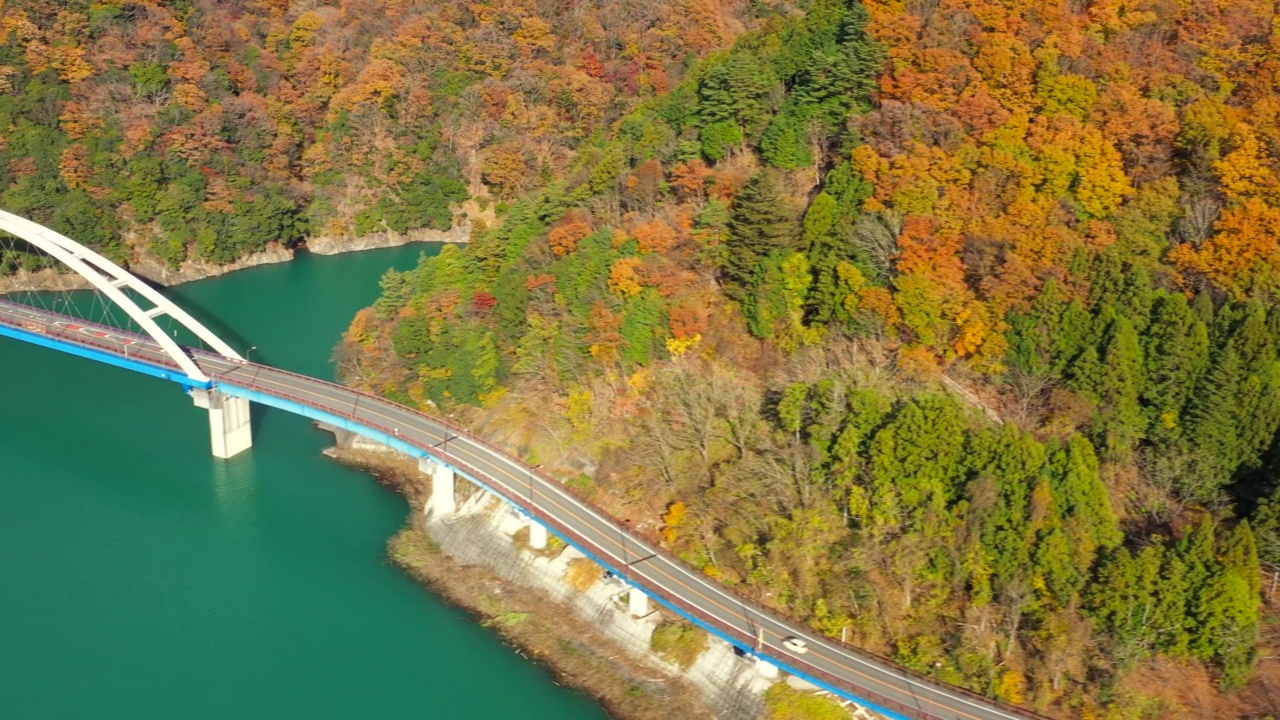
[420,458,456,516]
[528,520,548,549]
[191,388,252,459]
[628,588,649,617]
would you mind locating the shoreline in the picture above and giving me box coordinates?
[0,220,469,294]
[324,445,727,720]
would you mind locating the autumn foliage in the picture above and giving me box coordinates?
[0,0,750,268]
[11,0,1280,716]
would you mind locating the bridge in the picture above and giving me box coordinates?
[0,210,1045,720]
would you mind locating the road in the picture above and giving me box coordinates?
[0,298,1046,720]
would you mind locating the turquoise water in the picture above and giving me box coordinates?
[0,247,608,719]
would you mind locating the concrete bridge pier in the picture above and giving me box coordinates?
[421,458,456,516]
[191,388,252,459]
[628,587,650,617]
[528,520,548,549]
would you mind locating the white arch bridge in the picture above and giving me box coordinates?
[0,210,1043,720]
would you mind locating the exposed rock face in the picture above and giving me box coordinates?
[128,243,295,286]
[425,489,771,720]
[305,217,471,255]
[0,216,471,294]
[0,268,93,293]
[321,424,770,720]
[0,244,294,294]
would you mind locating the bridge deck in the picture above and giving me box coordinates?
[0,298,1046,720]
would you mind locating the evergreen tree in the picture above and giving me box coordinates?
[1087,251,1126,309]
[971,425,1046,596]
[1006,280,1068,376]
[1179,518,1220,623]
[724,172,798,295]
[1251,488,1280,565]
[803,191,840,323]
[831,389,893,524]
[1151,551,1191,655]
[1034,521,1080,606]
[1095,315,1146,456]
[1203,570,1260,689]
[1184,305,1280,497]
[1210,300,1246,350]
[1142,292,1210,443]
[1051,436,1122,570]
[1193,286,1217,326]
[1088,545,1163,656]
[1230,304,1274,371]
[1067,346,1104,401]
[1184,520,1260,688]
[1222,520,1262,599]
[748,251,818,346]
[1185,523,1261,688]
[697,53,775,135]
[700,120,744,162]
[1115,263,1157,332]
[1053,299,1093,375]
[1183,347,1247,496]
[868,396,970,537]
[803,191,839,253]
[761,108,814,170]
[773,0,883,130]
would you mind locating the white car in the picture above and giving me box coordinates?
[782,636,809,654]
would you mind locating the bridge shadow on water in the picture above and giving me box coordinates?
[140,278,254,357]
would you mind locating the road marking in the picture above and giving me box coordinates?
[222,364,1025,720]
[0,304,1039,720]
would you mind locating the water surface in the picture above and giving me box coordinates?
[0,246,608,719]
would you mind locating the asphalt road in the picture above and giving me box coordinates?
[0,299,1045,720]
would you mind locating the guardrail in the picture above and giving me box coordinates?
[209,360,1046,720]
[0,301,1048,720]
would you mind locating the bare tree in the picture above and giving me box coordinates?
[852,210,904,281]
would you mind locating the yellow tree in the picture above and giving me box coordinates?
[1215,123,1280,203]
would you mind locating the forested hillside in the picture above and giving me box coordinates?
[333,0,1280,716]
[0,0,747,267]
[7,0,1280,716]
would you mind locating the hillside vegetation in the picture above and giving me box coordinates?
[335,0,1280,716]
[6,0,1280,717]
[0,0,747,266]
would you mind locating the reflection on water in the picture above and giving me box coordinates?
[212,451,258,524]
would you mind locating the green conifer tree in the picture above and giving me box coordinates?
[1088,545,1163,655]
[1193,286,1217,326]
[1251,489,1280,565]
[868,396,969,537]
[971,425,1046,595]
[1151,551,1191,656]
[1006,280,1068,376]
[1185,306,1280,496]
[1053,299,1093,375]
[1051,436,1122,569]
[1222,520,1263,599]
[698,53,775,135]
[1188,521,1260,688]
[1096,315,1146,456]
[1142,292,1211,443]
[724,172,799,295]
[761,108,814,170]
